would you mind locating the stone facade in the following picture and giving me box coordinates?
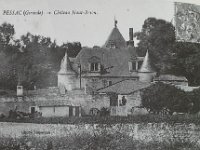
[53,21,155,116]
[57,21,156,95]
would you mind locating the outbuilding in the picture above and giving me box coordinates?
[35,100,81,117]
[97,79,150,116]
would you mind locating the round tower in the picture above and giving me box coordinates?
[138,50,156,82]
[57,52,77,91]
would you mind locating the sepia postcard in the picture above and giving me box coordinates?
[0,0,200,149]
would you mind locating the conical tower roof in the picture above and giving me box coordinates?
[103,20,126,48]
[58,52,75,75]
[139,50,153,73]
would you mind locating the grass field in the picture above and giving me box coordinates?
[1,114,200,149]
[0,120,200,149]
[0,135,199,150]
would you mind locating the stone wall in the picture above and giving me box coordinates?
[0,88,143,117]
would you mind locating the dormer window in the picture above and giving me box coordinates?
[88,56,101,72]
[129,59,143,72]
[90,63,99,72]
[110,43,116,49]
[128,61,142,71]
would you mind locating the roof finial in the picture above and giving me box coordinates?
[114,16,118,28]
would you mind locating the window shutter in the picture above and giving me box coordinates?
[95,63,98,71]
[88,63,91,71]
[136,61,138,71]
[98,63,101,71]
[128,62,132,71]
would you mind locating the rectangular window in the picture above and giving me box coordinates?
[75,107,80,117]
[69,106,73,117]
[31,106,35,114]
[90,63,99,72]
[129,61,138,71]
[110,94,118,106]
[138,61,143,70]
[132,62,136,70]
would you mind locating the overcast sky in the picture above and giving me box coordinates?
[0,0,199,47]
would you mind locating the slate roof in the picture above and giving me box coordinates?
[73,24,148,78]
[154,74,188,82]
[97,79,151,95]
[75,46,139,77]
[103,27,126,48]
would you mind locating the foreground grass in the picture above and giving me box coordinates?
[0,132,199,150]
[0,114,200,124]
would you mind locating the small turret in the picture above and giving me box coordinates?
[138,50,156,82]
[58,52,75,75]
[57,52,76,92]
[139,50,152,73]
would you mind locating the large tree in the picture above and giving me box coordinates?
[0,23,18,90]
[0,23,15,52]
[15,34,82,89]
[170,42,200,86]
[0,22,82,90]
[134,17,175,73]
[17,33,58,89]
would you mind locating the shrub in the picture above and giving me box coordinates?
[140,82,191,114]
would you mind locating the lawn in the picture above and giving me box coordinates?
[0,120,200,149]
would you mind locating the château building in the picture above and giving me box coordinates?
[0,20,190,117]
[58,20,156,95]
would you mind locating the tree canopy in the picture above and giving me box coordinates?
[135,17,200,86]
[141,82,193,114]
[134,17,176,73]
[170,42,200,86]
[0,22,82,90]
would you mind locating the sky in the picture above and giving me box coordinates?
[0,0,200,47]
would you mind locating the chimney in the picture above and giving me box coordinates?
[127,28,134,47]
[129,28,133,41]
